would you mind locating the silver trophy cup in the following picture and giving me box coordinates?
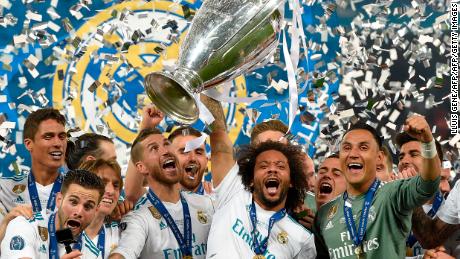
[145,0,285,124]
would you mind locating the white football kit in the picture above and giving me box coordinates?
[206,163,316,259]
[112,191,214,259]
[83,222,120,259]
[0,210,102,259]
[0,172,55,215]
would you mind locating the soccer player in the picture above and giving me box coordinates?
[124,107,212,202]
[0,169,105,259]
[206,141,316,258]
[109,128,214,258]
[314,115,441,258]
[79,159,123,259]
[65,133,117,170]
[376,145,393,182]
[0,108,67,214]
[315,154,346,209]
[395,133,458,257]
[168,127,209,194]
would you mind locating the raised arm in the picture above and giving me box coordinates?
[200,94,235,187]
[124,105,163,202]
[404,115,441,181]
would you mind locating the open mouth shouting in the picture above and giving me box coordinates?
[184,164,199,180]
[161,156,177,173]
[264,178,280,196]
[65,219,82,234]
[347,163,364,174]
[318,181,333,196]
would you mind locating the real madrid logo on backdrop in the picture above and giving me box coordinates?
[52,0,245,144]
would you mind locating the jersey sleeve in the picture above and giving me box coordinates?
[294,233,317,259]
[389,175,440,216]
[312,212,330,259]
[437,180,460,224]
[212,163,244,209]
[0,216,38,258]
[110,210,149,259]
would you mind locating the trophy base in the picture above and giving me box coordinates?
[144,72,199,125]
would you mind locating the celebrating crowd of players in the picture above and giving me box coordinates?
[0,95,455,259]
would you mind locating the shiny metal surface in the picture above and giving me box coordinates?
[145,0,285,124]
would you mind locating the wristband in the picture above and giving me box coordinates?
[421,139,437,159]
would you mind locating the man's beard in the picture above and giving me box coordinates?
[253,182,290,210]
[150,165,180,186]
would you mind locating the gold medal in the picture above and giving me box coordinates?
[12,184,26,194]
[253,255,266,259]
[355,245,364,259]
[148,206,162,220]
[277,231,288,244]
[197,211,208,224]
[38,226,48,241]
[182,256,193,259]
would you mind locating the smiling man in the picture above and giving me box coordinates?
[0,108,67,215]
[314,115,441,259]
[168,127,209,194]
[109,128,214,259]
[206,141,316,258]
[0,169,105,259]
[315,154,346,209]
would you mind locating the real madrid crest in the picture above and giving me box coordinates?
[148,206,162,220]
[277,231,288,244]
[38,226,48,241]
[327,204,338,220]
[12,184,26,194]
[197,211,208,224]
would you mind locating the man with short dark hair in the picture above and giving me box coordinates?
[109,129,214,259]
[395,132,458,258]
[0,108,67,215]
[206,141,316,258]
[314,115,440,258]
[1,169,105,259]
[315,154,346,209]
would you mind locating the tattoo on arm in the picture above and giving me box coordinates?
[412,207,460,249]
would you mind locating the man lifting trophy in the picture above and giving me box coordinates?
[145,0,285,124]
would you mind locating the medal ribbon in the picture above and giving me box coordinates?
[48,212,59,259]
[28,173,63,212]
[195,183,204,195]
[97,226,106,259]
[427,191,443,217]
[343,179,380,247]
[249,200,287,256]
[146,188,193,257]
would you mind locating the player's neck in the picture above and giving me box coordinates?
[31,163,59,186]
[347,177,376,197]
[254,197,286,212]
[149,181,181,203]
[85,213,105,239]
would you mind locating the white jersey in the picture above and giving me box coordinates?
[0,172,54,214]
[83,222,120,259]
[438,180,460,224]
[206,163,316,259]
[0,201,6,222]
[112,191,215,259]
[0,210,102,259]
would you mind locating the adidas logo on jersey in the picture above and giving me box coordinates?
[325,221,334,230]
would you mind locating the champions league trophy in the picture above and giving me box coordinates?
[145,0,285,124]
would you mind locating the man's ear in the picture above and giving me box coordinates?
[377,150,384,166]
[135,161,149,176]
[56,192,63,208]
[24,138,33,152]
[85,155,96,161]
